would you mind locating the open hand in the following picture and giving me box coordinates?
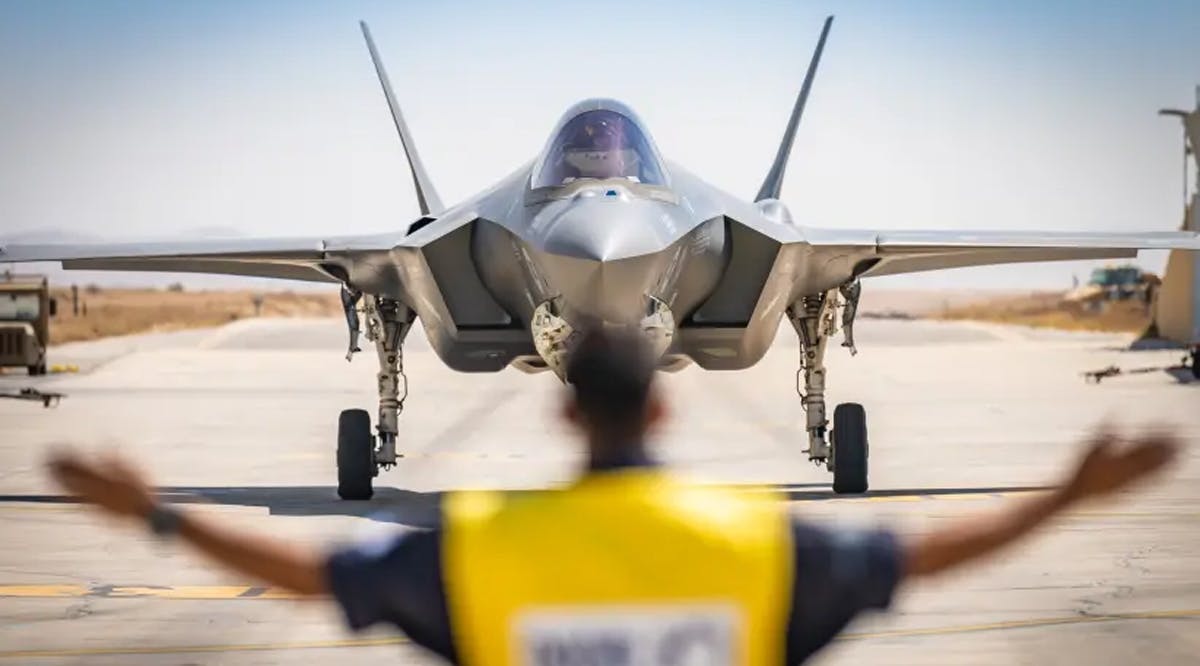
[47,449,157,520]
[1062,425,1181,503]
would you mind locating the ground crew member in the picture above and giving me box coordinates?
[48,329,1180,665]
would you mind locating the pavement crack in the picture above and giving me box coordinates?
[1116,545,1156,576]
[63,596,94,620]
[1073,546,1158,616]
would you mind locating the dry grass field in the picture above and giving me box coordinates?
[934,290,1153,333]
[34,286,1152,347]
[47,287,340,344]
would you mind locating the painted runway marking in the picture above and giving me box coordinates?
[6,490,1198,515]
[0,636,408,659]
[2,608,1196,659]
[840,607,1200,642]
[0,490,1037,511]
[792,490,1040,504]
[0,584,305,600]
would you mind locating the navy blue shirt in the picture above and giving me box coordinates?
[328,521,900,664]
[327,477,902,664]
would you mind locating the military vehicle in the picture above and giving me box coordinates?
[0,274,56,375]
[1063,264,1159,312]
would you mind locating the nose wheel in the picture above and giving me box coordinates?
[337,409,377,500]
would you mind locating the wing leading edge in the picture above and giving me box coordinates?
[800,227,1200,280]
[0,233,405,284]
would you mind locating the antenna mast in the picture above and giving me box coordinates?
[1158,88,1199,221]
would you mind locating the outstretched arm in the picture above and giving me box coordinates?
[902,426,1180,579]
[48,452,328,596]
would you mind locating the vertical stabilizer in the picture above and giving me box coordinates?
[755,15,833,202]
[360,21,444,215]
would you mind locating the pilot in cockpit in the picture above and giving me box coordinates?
[533,108,667,188]
[560,111,642,181]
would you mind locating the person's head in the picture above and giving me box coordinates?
[562,328,666,460]
[560,110,642,180]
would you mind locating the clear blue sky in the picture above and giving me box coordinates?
[1,0,1197,287]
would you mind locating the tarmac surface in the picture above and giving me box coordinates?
[1,316,1198,665]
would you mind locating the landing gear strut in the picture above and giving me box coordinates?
[789,281,869,494]
[337,293,413,500]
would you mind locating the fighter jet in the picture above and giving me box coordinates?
[4,18,1199,498]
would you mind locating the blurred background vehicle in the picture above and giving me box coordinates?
[1063,264,1160,312]
[0,273,56,375]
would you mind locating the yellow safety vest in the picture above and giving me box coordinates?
[444,469,793,666]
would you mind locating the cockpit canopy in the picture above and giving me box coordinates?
[530,99,669,190]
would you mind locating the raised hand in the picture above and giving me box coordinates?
[1061,425,1182,504]
[47,449,157,520]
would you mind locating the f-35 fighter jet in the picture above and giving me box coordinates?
[5,18,1199,498]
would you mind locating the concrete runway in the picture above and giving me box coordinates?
[1,317,1198,665]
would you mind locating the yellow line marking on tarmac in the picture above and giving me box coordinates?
[9,491,1197,517]
[0,636,409,659]
[0,492,1018,512]
[790,491,1040,505]
[932,492,1000,501]
[0,584,305,600]
[3,608,1197,659]
[840,608,1200,642]
[0,585,88,597]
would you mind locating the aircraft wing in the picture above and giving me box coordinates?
[683,222,1200,370]
[800,228,1200,279]
[0,233,405,284]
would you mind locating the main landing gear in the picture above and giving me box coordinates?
[337,290,414,500]
[789,281,869,494]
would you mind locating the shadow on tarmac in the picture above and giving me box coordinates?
[0,483,1052,528]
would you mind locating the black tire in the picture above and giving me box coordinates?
[832,403,868,494]
[28,362,46,376]
[1191,348,1199,381]
[337,409,376,500]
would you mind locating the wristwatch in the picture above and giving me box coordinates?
[146,504,182,538]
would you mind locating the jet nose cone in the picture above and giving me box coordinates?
[543,220,622,262]
[537,253,652,324]
[538,190,675,261]
[530,187,685,323]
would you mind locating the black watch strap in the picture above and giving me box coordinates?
[146,504,182,537]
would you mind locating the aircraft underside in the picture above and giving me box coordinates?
[329,205,875,500]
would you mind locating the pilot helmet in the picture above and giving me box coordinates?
[562,111,641,179]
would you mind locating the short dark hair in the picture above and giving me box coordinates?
[564,328,655,431]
